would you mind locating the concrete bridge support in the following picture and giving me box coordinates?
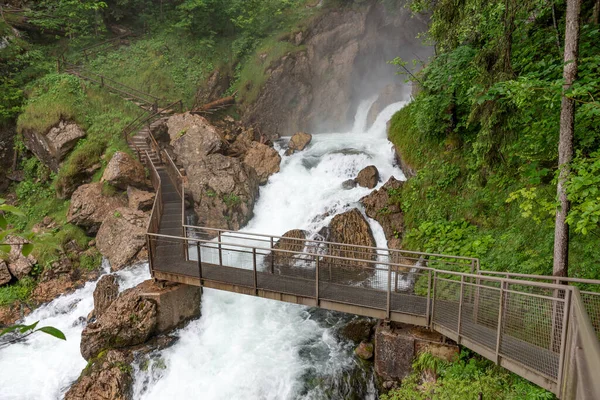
[374,321,459,384]
[140,281,202,333]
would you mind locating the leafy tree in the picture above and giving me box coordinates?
[553,0,582,277]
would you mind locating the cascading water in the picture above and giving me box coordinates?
[0,261,150,400]
[133,99,408,399]
[0,98,407,399]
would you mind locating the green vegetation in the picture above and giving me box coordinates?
[389,0,600,279]
[382,351,553,400]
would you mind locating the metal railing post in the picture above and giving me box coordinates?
[557,288,571,389]
[430,270,438,328]
[253,248,258,295]
[495,280,506,363]
[146,235,155,279]
[315,256,320,304]
[425,270,432,328]
[218,231,223,266]
[387,263,392,319]
[197,241,202,281]
[457,275,465,342]
[270,236,275,274]
[394,266,399,292]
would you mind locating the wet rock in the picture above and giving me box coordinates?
[355,341,374,360]
[355,165,379,189]
[65,349,133,400]
[80,282,158,360]
[340,317,375,343]
[93,275,119,319]
[342,179,357,190]
[243,142,281,184]
[101,151,147,190]
[96,207,147,271]
[269,229,309,271]
[21,121,86,172]
[80,280,201,361]
[67,183,127,235]
[0,303,31,327]
[323,209,377,280]
[360,177,404,241]
[227,128,258,157]
[127,186,155,211]
[0,261,12,286]
[284,132,312,156]
[185,154,259,232]
[242,3,430,137]
[168,112,227,158]
[5,236,36,280]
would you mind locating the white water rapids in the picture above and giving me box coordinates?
[0,98,408,399]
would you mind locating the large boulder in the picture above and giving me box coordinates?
[21,121,86,171]
[80,281,158,360]
[167,112,227,160]
[324,208,377,280]
[127,186,155,212]
[64,349,133,400]
[185,154,259,232]
[67,183,127,234]
[80,280,201,361]
[101,151,147,190]
[0,261,11,286]
[5,236,37,280]
[269,229,309,272]
[360,177,404,241]
[285,132,312,156]
[96,207,147,271]
[92,275,119,319]
[356,165,379,189]
[243,142,281,185]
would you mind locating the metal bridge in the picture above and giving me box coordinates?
[61,40,600,399]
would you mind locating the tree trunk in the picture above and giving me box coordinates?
[593,0,600,24]
[553,0,582,277]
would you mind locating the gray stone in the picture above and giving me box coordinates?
[96,207,147,271]
[21,121,86,171]
[243,142,281,185]
[93,275,119,319]
[360,177,404,241]
[374,323,415,381]
[0,261,12,286]
[127,186,155,211]
[355,341,374,360]
[67,183,127,235]
[101,151,147,190]
[356,165,379,189]
[284,132,312,156]
[342,179,357,190]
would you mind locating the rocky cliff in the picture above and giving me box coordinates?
[242,1,430,137]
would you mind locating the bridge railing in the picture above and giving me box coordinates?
[146,228,600,398]
[478,270,600,340]
[560,287,600,400]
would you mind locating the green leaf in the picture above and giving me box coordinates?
[0,214,6,230]
[36,326,66,341]
[21,243,33,257]
[0,244,10,254]
[0,325,24,336]
[19,321,39,334]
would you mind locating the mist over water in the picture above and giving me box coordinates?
[134,98,408,399]
[0,261,150,400]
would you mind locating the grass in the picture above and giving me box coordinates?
[0,277,36,307]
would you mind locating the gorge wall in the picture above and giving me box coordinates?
[242,1,431,137]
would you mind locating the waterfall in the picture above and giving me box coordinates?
[0,98,408,399]
[134,99,408,399]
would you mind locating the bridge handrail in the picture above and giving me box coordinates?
[560,287,600,399]
[478,270,600,287]
[183,225,479,267]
